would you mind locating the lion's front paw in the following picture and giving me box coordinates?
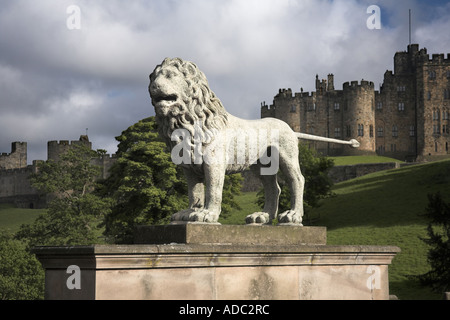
[278,210,303,226]
[245,212,271,224]
[171,208,219,223]
[190,209,219,223]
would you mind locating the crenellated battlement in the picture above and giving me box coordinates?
[0,142,27,170]
[275,88,293,98]
[47,135,92,161]
[343,80,375,90]
[0,135,117,208]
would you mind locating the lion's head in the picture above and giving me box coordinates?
[149,58,228,149]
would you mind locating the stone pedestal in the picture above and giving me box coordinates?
[33,224,400,300]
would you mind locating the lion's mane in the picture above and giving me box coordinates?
[149,58,229,152]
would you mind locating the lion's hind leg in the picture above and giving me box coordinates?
[277,141,305,226]
[245,165,281,225]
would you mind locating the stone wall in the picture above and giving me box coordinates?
[327,162,401,183]
[0,136,116,208]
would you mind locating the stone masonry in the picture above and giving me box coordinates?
[262,44,450,161]
[0,136,116,208]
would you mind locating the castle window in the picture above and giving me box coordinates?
[397,85,406,92]
[290,105,296,113]
[444,89,450,100]
[370,125,374,137]
[376,102,383,110]
[334,128,341,138]
[409,125,415,137]
[346,125,351,137]
[390,144,397,152]
[357,124,364,137]
[427,91,432,100]
[435,142,438,152]
[433,125,440,134]
[443,124,449,134]
[443,110,449,120]
[433,109,440,120]
[447,71,450,79]
[377,127,384,137]
[429,70,436,80]
[398,102,405,111]
[392,125,398,137]
[334,102,340,111]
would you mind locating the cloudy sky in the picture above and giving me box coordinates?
[1,0,449,163]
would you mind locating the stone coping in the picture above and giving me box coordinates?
[33,244,400,270]
[33,243,401,255]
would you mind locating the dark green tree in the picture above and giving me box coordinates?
[416,192,450,294]
[257,142,334,223]
[16,144,111,247]
[99,116,242,243]
[0,232,44,300]
[99,117,187,243]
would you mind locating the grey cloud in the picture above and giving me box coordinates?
[0,0,449,163]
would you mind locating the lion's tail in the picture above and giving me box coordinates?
[295,132,360,148]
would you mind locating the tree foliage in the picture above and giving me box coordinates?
[99,117,188,243]
[16,144,111,247]
[0,232,44,300]
[416,192,450,293]
[257,142,334,223]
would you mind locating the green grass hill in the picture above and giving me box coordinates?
[0,204,44,234]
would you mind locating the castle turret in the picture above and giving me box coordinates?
[327,74,334,91]
[0,142,27,170]
[342,80,376,154]
[47,135,92,162]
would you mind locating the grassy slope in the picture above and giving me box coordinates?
[0,204,44,234]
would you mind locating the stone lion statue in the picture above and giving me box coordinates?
[149,58,359,226]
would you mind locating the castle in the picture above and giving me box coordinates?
[261,44,450,161]
[0,136,116,208]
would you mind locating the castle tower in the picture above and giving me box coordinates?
[342,81,376,154]
[0,142,27,170]
[47,135,92,162]
[327,74,335,91]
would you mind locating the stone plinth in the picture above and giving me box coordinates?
[134,223,326,245]
[33,237,400,300]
